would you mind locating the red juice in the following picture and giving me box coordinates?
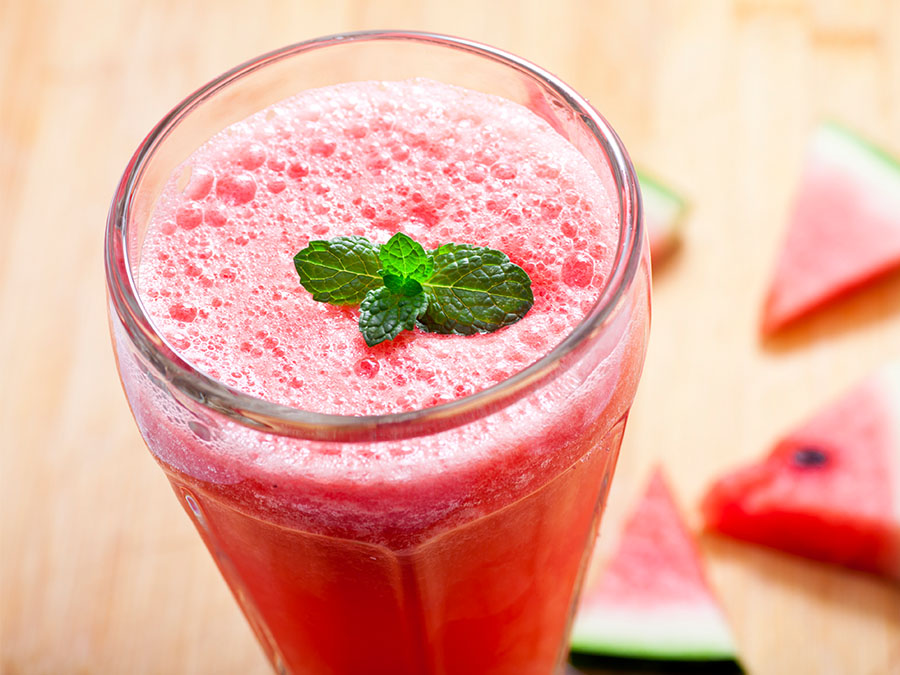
[111,59,649,674]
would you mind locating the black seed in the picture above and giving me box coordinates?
[792,447,829,467]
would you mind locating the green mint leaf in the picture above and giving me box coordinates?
[383,273,424,297]
[420,244,534,335]
[358,286,429,347]
[378,232,433,281]
[293,236,382,305]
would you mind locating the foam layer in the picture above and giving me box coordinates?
[139,79,616,415]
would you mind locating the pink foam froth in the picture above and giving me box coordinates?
[139,79,616,415]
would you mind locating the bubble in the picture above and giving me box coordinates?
[560,221,578,238]
[216,172,257,205]
[238,143,266,170]
[169,303,198,322]
[535,163,560,179]
[288,162,309,179]
[366,151,391,171]
[267,179,286,194]
[188,420,212,441]
[540,199,562,220]
[184,167,215,200]
[309,138,337,157]
[486,197,510,214]
[561,253,594,288]
[168,332,191,350]
[344,124,368,139]
[204,206,228,228]
[176,203,203,230]
[465,166,486,183]
[353,358,380,379]
[491,163,516,180]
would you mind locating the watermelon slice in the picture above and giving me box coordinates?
[761,122,900,335]
[570,469,739,663]
[702,363,900,580]
[639,170,687,262]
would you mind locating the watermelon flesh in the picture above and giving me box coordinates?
[639,170,686,262]
[703,363,900,580]
[761,122,900,335]
[571,469,738,661]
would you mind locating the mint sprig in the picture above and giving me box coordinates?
[294,232,534,346]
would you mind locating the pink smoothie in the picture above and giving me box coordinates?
[139,79,615,414]
[123,78,649,674]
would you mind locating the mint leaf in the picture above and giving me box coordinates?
[359,287,429,347]
[420,244,533,335]
[378,232,433,281]
[293,236,382,305]
[382,274,424,297]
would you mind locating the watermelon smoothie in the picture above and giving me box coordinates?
[106,33,649,675]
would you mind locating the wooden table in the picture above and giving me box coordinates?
[2,1,899,673]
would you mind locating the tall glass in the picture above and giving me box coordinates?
[106,31,649,675]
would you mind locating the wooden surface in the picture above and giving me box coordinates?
[2,1,900,673]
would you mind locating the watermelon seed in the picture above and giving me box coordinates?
[792,447,829,468]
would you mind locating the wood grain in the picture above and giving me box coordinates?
[2,1,899,673]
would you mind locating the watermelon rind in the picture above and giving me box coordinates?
[638,170,688,222]
[637,169,687,258]
[570,602,737,661]
[814,121,900,200]
[820,120,900,175]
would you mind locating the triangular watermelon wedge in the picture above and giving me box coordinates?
[570,469,739,663]
[761,122,900,335]
[702,363,900,580]
[639,170,687,263]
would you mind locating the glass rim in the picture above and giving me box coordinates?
[105,29,644,443]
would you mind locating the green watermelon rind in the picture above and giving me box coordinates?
[819,120,900,176]
[814,122,900,199]
[637,169,688,229]
[570,602,737,661]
